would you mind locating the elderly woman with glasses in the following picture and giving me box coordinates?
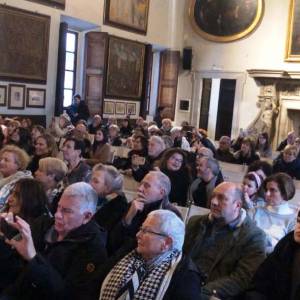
[100,209,203,300]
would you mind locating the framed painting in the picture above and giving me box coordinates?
[105,36,145,99]
[25,0,65,9]
[127,103,136,115]
[27,88,46,108]
[104,0,150,34]
[8,84,25,109]
[285,0,300,61]
[0,5,50,83]
[104,101,115,114]
[115,102,126,115]
[0,85,7,106]
[189,0,264,42]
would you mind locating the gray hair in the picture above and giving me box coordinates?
[150,135,166,151]
[148,170,171,197]
[92,163,123,194]
[202,157,220,176]
[198,147,214,158]
[170,126,182,134]
[109,124,120,132]
[148,209,185,251]
[63,182,98,214]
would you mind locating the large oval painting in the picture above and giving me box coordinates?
[189,0,264,42]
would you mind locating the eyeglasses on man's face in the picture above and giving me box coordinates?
[138,227,168,238]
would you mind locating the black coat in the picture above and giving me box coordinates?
[247,231,300,300]
[273,158,300,180]
[2,217,107,300]
[163,256,204,300]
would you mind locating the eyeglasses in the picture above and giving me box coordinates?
[138,227,168,238]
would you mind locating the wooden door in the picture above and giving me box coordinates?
[83,32,108,116]
[157,50,180,120]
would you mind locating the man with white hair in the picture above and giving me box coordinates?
[132,135,166,182]
[108,171,180,258]
[2,182,107,300]
[171,126,191,151]
[101,210,203,299]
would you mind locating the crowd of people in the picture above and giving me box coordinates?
[0,97,299,300]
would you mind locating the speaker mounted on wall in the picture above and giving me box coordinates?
[182,47,192,70]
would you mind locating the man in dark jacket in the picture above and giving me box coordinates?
[1,182,107,300]
[184,182,266,300]
[215,136,235,163]
[246,211,300,300]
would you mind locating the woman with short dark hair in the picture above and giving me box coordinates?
[234,137,260,165]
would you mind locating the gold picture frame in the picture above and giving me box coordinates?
[189,0,264,42]
[285,0,300,61]
[104,0,150,35]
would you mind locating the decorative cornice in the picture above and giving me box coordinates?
[247,69,300,79]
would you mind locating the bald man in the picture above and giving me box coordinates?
[184,182,266,300]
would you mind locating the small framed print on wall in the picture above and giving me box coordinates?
[127,103,136,115]
[27,88,46,108]
[0,85,7,106]
[104,101,115,114]
[115,102,126,115]
[8,84,25,109]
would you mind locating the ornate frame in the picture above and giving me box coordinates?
[189,0,264,42]
[104,0,150,34]
[285,0,300,61]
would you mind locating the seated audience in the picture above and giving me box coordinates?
[242,172,265,209]
[108,171,180,257]
[31,125,46,145]
[273,144,300,179]
[1,182,107,300]
[188,156,223,208]
[0,145,32,208]
[248,172,297,253]
[119,118,132,138]
[34,157,68,215]
[248,160,273,179]
[215,135,235,162]
[246,211,300,300]
[20,118,32,130]
[48,113,74,142]
[100,210,203,300]
[86,128,111,166]
[160,118,173,136]
[255,132,272,158]
[231,128,248,152]
[91,164,127,232]
[277,130,296,151]
[108,124,122,146]
[8,127,32,154]
[197,129,217,155]
[6,119,20,139]
[67,93,90,124]
[170,126,191,151]
[148,124,161,136]
[62,137,91,185]
[184,182,266,299]
[132,135,166,182]
[27,133,58,174]
[88,114,102,134]
[234,137,260,165]
[159,148,191,206]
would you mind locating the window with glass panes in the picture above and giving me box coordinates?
[63,31,78,107]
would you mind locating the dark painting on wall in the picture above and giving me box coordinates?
[0,5,50,83]
[286,0,300,61]
[105,36,145,99]
[25,0,65,9]
[189,0,264,42]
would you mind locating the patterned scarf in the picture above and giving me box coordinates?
[100,249,181,300]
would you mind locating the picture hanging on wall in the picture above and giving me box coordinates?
[27,88,46,108]
[106,36,145,99]
[285,0,300,61]
[25,0,65,9]
[127,103,136,115]
[0,85,7,106]
[8,84,25,109]
[104,0,150,34]
[115,102,126,115]
[104,101,115,114]
[189,0,264,42]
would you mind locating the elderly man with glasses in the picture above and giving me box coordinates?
[184,182,266,300]
[100,210,204,300]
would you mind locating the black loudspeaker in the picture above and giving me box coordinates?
[183,48,192,70]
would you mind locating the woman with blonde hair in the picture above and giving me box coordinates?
[35,157,68,214]
[0,145,32,208]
